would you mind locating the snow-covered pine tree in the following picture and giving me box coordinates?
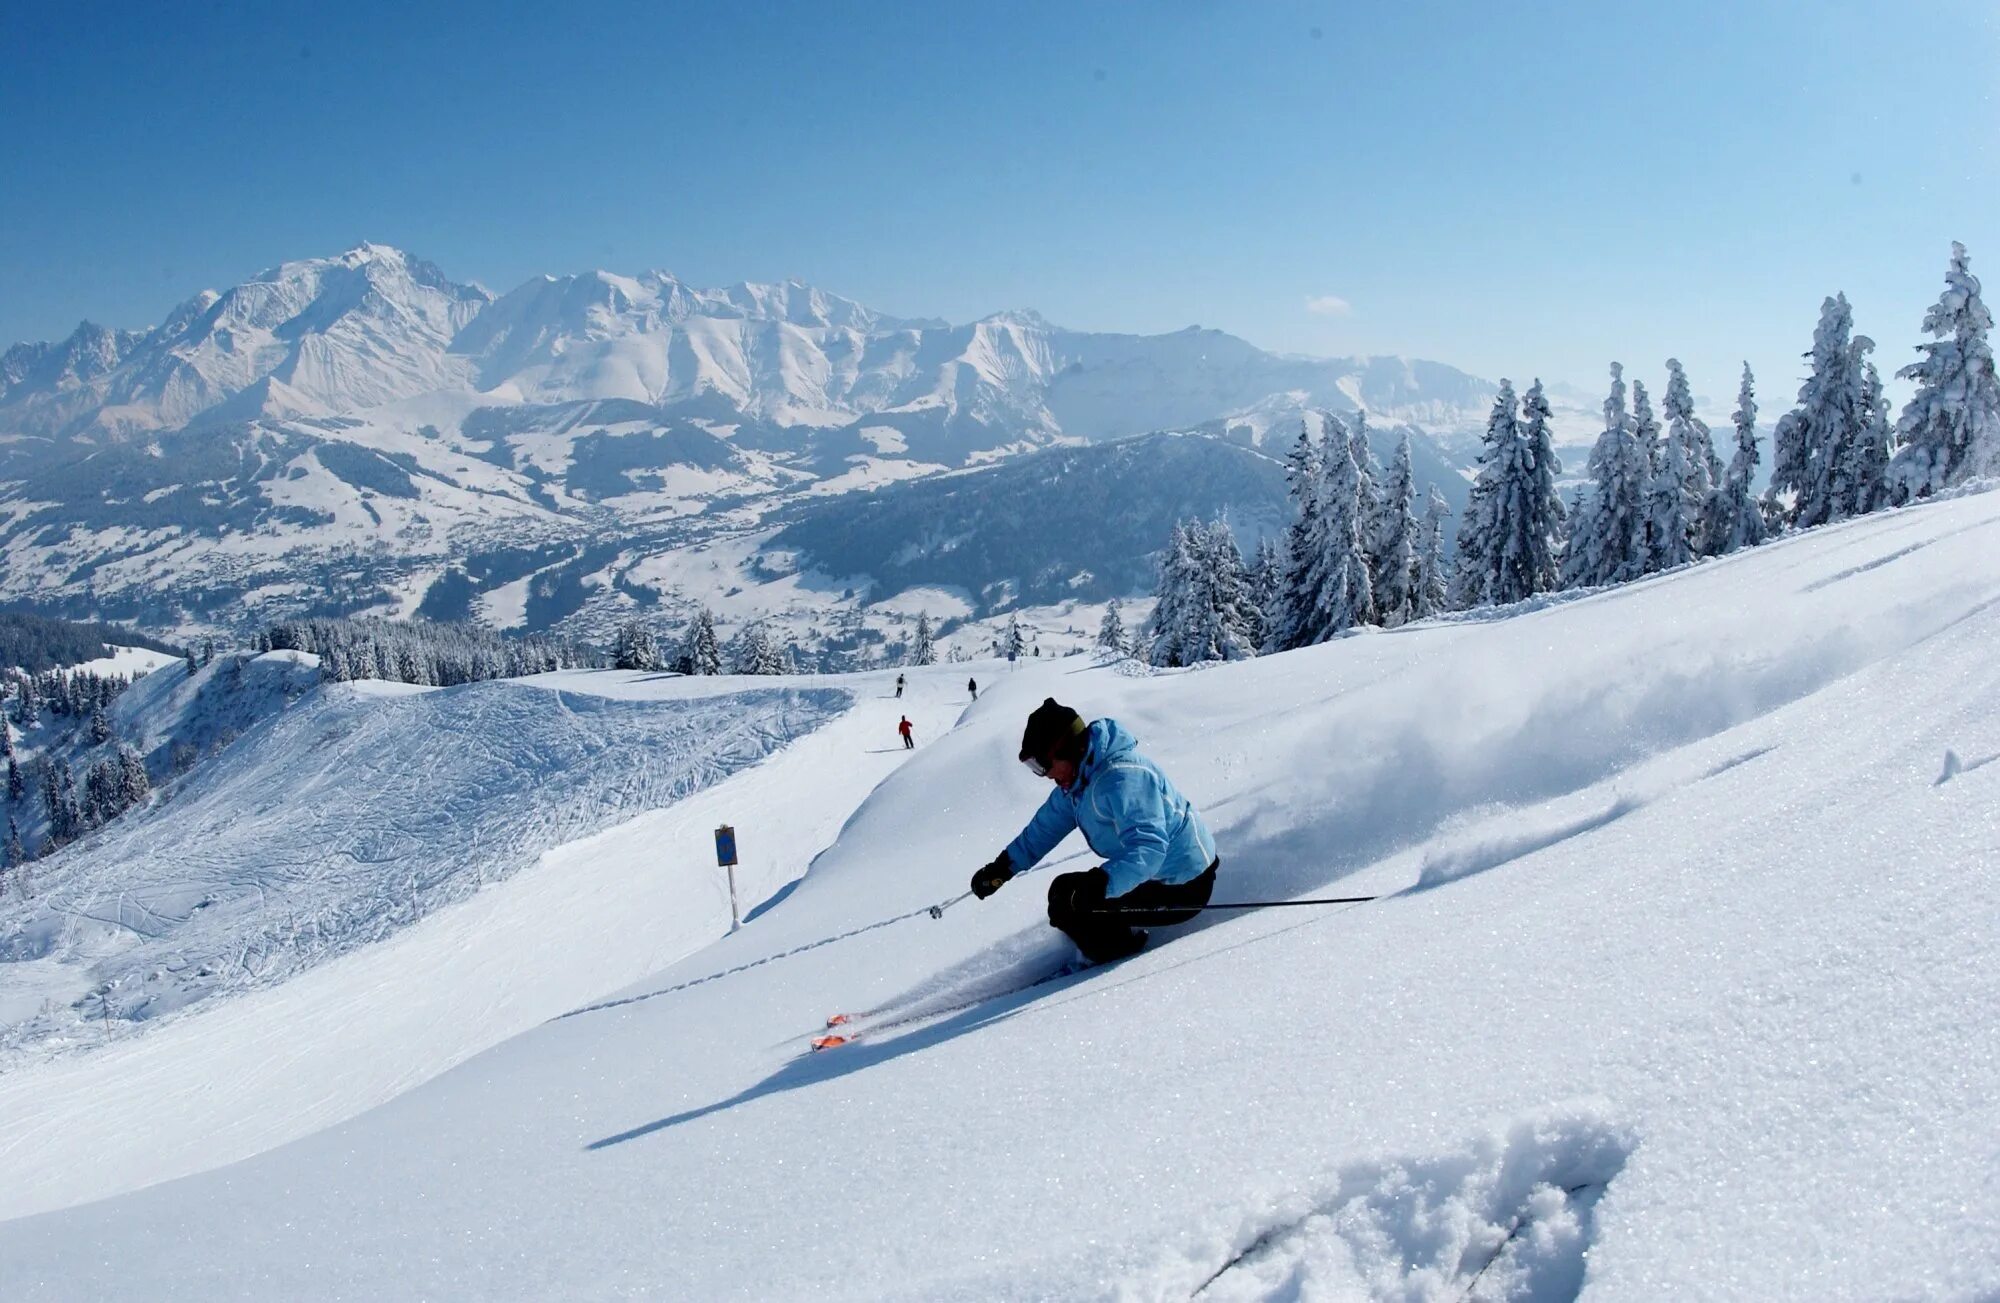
[15,677,37,729]
[1659,359,1714,560]
[614,621,661,672]
[0,718,10,760]
[1002,611,1027,661]
[1248,536,1281,649]
[1453,380,1519,607]
[1147,522,1197,666]
[1644,382,1699,572]
[1499,379,1566,601]
[1096,600,1128,655]
[1788,294,1870,529]
[1374,431,1419,626]
[4,816,23,877]
[1845,351,1892,518]
[1310,424,1375,637]
[1706,363,1768,555]
[6,757,22,801]
[1414,485,1452,619]
[681,608,723,675]
[117,744,149,809]
[730,624,788,675]
[912,612,937,666]
[1891,241,2000,498]
[1272,420,1325,651]
[89,702,110,746]
[1191,518,1258,662]
[184,647,198,677]
[1563,363,1649,588]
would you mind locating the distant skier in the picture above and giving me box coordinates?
[895,673,905,699]
[967,677,978,701]
[969,699,1217,964]
[898,716,915,750]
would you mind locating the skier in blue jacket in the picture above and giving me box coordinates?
[970,698,1218,963]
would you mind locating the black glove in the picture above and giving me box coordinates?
[970,853,1014,899]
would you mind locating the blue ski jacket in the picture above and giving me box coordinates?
[1004,718,1216,898]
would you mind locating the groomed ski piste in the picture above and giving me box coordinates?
[5,487,2000,1301]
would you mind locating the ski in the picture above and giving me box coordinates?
[811,962,1090,1051]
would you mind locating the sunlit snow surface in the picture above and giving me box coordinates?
[5,491,2000,1301]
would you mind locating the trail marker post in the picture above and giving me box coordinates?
[714,825,741,930]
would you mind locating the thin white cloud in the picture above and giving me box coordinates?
[1305,293,1353,317]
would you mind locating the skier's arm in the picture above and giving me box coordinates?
[1003,788,1078,872]
[1096,767,1171,898]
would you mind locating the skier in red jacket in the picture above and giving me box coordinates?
[897,716,915,749]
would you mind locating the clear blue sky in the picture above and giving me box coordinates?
[3,1,1993,406]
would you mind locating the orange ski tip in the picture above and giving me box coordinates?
[811,1035,849,1051]
[825,1013,853,1027]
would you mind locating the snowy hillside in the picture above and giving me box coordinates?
[0,655,844,1061]
[3,487,1997,1300]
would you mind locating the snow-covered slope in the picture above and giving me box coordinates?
[0,655,845,1060]
[4,488,1999,1300]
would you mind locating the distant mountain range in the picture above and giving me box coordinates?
[0,244,1513,647]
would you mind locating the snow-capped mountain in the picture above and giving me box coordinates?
[0,244,1507,645]
[0,244,1500,455]
[0,245,490,439]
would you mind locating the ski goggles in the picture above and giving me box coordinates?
[1020,754,1051,778]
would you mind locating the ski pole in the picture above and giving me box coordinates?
[1085,894,1376,914]
[927,890,973,920]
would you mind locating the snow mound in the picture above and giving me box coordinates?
[1162,1103,1633,1302]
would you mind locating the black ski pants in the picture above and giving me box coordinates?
[1046,859,1218,963]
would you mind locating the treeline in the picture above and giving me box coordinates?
[263,617,604,686]
[613,608,797,676]
[0,612,181,674]
[1142,240,2000,663]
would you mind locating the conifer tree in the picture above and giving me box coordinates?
[614,620,661,672]
[117,744,150,809]
[1002,611,1027,661]
[1787,294,1870,528]
[730,624,788,675]
[90,702,110,746]
[1273,421,1325,650]
[1146,523,1196,667]
[1248,536,1281,649]
[1502,379,1567,600]
[6,757,22,801]
[15,677,37,730]
[1096,601,1128,655]
[1706,363,1768,555]
[1190,518,1259,662]
[1414,485,1452,619]
[1374,431,1419,626]
[1656,359,1713,564]
[1846,352,1892,518]
[1891,241,2000,497]
[1310,425,1374,636]
[1563,363,1650,588]
[4,815,23,879]
[912,613,937,666]
[1454,380,1520,607]
[681,608,723,675]
[0,718,10,760]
